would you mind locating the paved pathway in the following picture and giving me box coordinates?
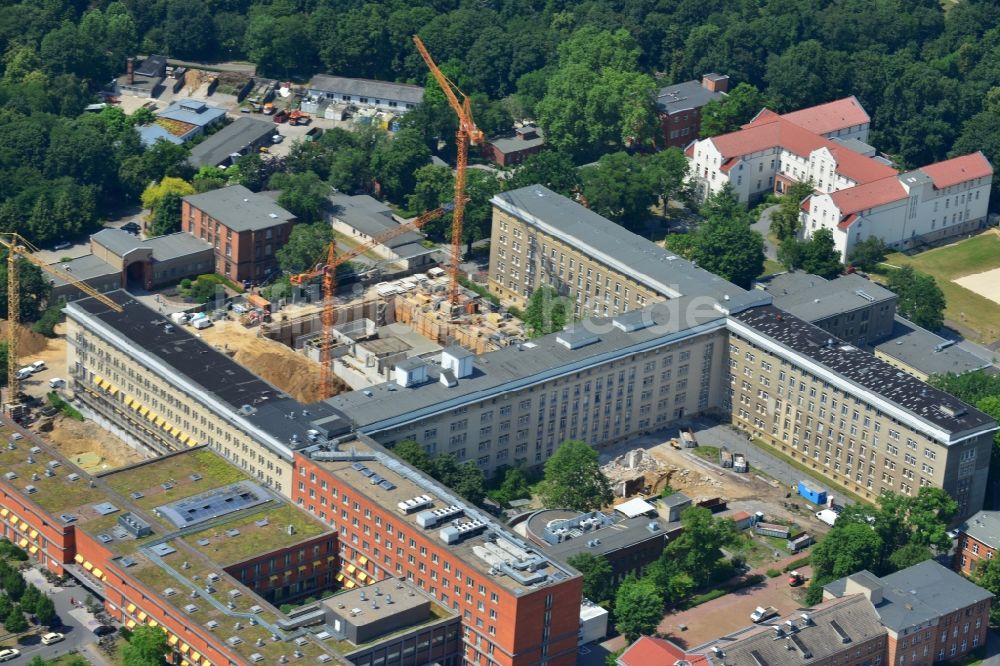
[752,205,780,260]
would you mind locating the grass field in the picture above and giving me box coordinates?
[760,259,784,277]
[881,231,1000,343]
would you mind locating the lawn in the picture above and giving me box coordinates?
[102,449,249,510]
[691,445,720,463]
[185,504,328,565]
[759,259,784,278]
[880,231,1000,343]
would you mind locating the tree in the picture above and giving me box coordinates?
[393,440,433,472]
[408,165,454,224]
[192,165,228,193]
[33,594,55,626]
[614,575,663,642]
[276,223,332,275]
[778,230,843,279]
[645,148,689,211]
[370,128,430,203]
[770,181,814,242]
[975,557,1000,628]
[567,552,614,605]
[430,454,487,505]
[538,440,612,511]
[163,0,214,60]
[491,467,531,506]
[2,570,24,602]
[230,153,273,192]
[807,522,883,604]
[849,236,888,271]
[700,83,770,137]
[654,506,739,588]
[269,172,329,224]
[505,151,581,197]
[140,177,195,212]
[581,152,656,230]
[122,625,169,666]
[0,258,51,322]
[930,370,1000,406]
[886,265,946,330]
[523,286,569,338]
[666,212,764,289]
[19,584,39,615]
[887,543,932,572]
[3,607,25,634]
[148,192,183,237]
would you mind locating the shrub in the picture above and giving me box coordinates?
[783,556,810,572]
[766,569,781,578]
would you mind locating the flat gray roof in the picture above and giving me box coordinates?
[328,193,423,248]
[47,254,120,286]
[307,76,424,105]
[188,117,276,168]
[492,185,769,312]
[731,305,996,440]
[876,317,990,377]
[183,185,296,232]
[758,271,895,323]
[490,126,544,154]
[324,579,432,629]
[825,561,993,632]
[157,99,227,128]
[327,298,729,433]
[959,510,1000,550]
[656,79,725,114]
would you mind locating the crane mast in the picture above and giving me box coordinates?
[412,35,484,306]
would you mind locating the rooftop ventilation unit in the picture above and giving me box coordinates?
[939,404,966,418]
[440,519,487,544]
[416,505,464,529]
[612,311,652,333]
[398,495,434,514]
[556,329,599,350]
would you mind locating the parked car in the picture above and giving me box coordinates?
[750,606,779,623]
[30,360,46,373]
[121,222,141,235]
[40,632,64,645]
[272,134,284,144]
[788,571,805,587]
[53,241,71,251]
[0,648,20,661]
[48,377,65,389]
[14,367,32,381]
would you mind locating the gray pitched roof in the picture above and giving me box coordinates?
[157,99,227,128]
[758,271,895,323]
[90,229,212,263]
[307,75,424,105]
[183,185,296,232]
[489,125,545,155]
[188,118,276,168]
[960,510,1000,550]
[656,79,726,114]
[875,316,990,377]
[825,561,993,632]
[491,185,770,312]
[46,254,120,287]
[327,193,423,248]
[92,228,147,257]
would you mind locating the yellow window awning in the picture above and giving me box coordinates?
[313,560,322,568]
[28,546,37,555]
[28,529,37,539]
[169,426,181,437]
[18,538,28,548]
[168,635,179,646]
[109,386,119,396]
[74,554,84,564]
[357,571,367,581]
[335,574,344,582]
[139,406,150,417]
[154,416,166,428]
[179,643,190,654]
[2,508,11,518]
[137,611,147,622]
[190,652,201,662]
[346,564,356,573]
[125,397,135,408]
[93,375,104,386]
[358,555,368,565]
[181,661,191,666]
[298,565,307,572]
[91,567,103,579]
[148,620,158,628]
[126,603,136,613]
[83,561,93,571]
[125,619,136,629]
[269,575,278,581]
[344,580,355,589]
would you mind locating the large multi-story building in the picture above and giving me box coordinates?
[62,291,583,666]
[618,560,992,666]
[182,185,297,284]
[685,97,993,260]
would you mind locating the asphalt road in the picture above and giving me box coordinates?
[752,204,780,261]
[0,568,114,663]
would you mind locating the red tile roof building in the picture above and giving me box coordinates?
[686,97,992,261]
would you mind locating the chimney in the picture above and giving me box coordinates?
[702,73,729,94]
[127,57,135,85]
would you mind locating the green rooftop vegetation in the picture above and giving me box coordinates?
[185,504,329,566]
[103,449,249,510]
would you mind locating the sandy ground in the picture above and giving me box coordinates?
[954,266,1000,305]
[42,414,144,471]
[197,320,347,403]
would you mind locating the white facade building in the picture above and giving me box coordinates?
[685,96,993,261]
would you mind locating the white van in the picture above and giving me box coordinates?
[816,508,838,527]
[192,317,212,330]
[48,378,65,389]
[30,360,46,373]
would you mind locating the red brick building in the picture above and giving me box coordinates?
[485,125,545,167]
[292,441,583,666]
[955,510,999,576]
[657,74,729,149]
[182,184,296,284]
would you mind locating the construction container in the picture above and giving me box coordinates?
[754,522,790,539]
[797,480,827,505]
[680,430,697,448]
[788,533,814,553]
[733,453,748,473]
[719,447,733,468]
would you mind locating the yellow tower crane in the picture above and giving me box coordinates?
[2,233,123,407]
